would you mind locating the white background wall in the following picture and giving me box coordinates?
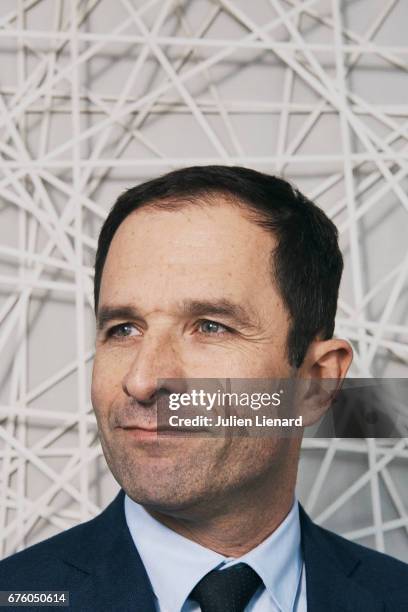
[0,0,408,562]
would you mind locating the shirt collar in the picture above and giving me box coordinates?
[222,499,303,611]
[124,494,303,612]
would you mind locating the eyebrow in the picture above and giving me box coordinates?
[181,299,256,329]
[97,306,142,331]
[96,299,256,331]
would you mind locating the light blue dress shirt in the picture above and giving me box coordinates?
[124,494,307,612]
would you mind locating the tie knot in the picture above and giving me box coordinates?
[189,562,262,612]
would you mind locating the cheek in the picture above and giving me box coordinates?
[91,353,123,413]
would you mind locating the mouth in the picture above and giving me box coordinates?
[121,427,159,440]
[119,425,208,439]
[120,425,187,438]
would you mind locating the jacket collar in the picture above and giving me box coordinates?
[58,490,385,612]
[59,488,156,611]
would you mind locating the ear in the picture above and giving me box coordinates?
[296,338,353,427]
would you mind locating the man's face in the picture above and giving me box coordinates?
[91,200,299,516]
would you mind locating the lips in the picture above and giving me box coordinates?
[120,425,186,434]
[120,425,206,436]
[122,425,157,431]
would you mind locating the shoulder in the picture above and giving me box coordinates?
[301,507,408,606]
[0,514,100,589]
[0,490,125,586]
[318,520,408,576]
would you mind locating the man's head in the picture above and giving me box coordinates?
[94,165,344,369]
[91,165,352,518]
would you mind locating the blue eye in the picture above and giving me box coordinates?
[107,323,139,338]
[198,320,229,335]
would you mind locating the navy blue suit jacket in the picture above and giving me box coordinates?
[0,488,407,611]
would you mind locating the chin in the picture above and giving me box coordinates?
[121,483,196,513]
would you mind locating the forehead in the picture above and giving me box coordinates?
[99,201,281,309]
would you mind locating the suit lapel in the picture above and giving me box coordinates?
[299,504,385,612]
[59,489,156,612]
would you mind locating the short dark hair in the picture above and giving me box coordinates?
[94,165,343,368]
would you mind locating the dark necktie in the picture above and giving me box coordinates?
[189,562,263,612]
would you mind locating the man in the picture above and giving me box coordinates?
[0,166,407,611]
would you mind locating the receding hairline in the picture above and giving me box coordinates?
[109,189,280,247]
[117,188,268,218]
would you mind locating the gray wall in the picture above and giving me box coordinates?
[0,0,407,562]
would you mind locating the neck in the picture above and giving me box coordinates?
[145,469,297,557]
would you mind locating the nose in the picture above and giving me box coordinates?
[121,331,186,404]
